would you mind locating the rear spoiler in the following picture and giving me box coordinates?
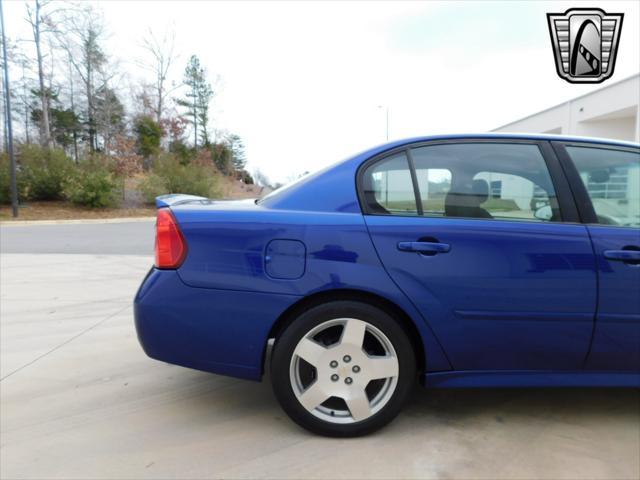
[155,194,210,209]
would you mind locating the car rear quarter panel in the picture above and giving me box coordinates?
[136,207,452,378]
[175,209,379,295]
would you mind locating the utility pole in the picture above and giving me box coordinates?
[385,107,389,141]
[0,0,18,217]
[378,105,389,141]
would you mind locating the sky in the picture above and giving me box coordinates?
[3,0,640,183]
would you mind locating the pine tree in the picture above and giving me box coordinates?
[176,55,213,147]
[227,134,246,170]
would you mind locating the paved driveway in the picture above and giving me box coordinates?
[0,220,155,255]
[1,222,639,479]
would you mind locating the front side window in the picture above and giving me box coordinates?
[411,143,560,222]
[566,146,640,228]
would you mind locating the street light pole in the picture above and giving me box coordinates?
[377,105,389,141]
[0,0,18,217]
[385,107,389,141]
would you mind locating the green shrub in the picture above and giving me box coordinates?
[208,142,233,174]
[169,140,196,165]
[64,163,119,208]
[18,145,75,201]
[138,173,166,204]
[78,152,117,173]
[139,153,220,204]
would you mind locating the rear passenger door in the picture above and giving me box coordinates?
[361,140,597,371]
[556,143,640,371]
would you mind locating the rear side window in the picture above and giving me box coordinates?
[362,142,561,222]
[566,146,640,228]
[411,143,559,222]
[361,152,417,215]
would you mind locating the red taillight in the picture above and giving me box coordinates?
[155,208,187,269]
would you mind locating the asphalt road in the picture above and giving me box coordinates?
[1,222,639,479]
[0,220,155,255]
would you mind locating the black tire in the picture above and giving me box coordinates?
[270,300,417,437]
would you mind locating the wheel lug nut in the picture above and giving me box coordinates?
[330,360,338,368]
[352,365,360,373]
[345,377,353,385]
[343,355,351,363]
[331,374,339,382]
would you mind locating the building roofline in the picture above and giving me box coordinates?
[492,72,640,131]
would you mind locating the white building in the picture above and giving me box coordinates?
[494,73,639,225]
[493,73,640,142]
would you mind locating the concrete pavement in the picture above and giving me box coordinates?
[1,225,639,479]
[0,221,155,255]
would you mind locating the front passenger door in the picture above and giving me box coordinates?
[560,144,640,371]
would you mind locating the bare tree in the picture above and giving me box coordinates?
[0,39,35,145]
[0,33,21,151]
[252,168,271,188]
[25,0,54,147]
[18,58,33,143]
[65,50,78,161]
[140,28,179,125]
[93,78,125,153]
[56,4,109,151]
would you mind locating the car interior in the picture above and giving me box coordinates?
[443,178,493,219]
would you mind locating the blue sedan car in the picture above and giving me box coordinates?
[135,134,640,436]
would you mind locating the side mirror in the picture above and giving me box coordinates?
[534,205,553,221]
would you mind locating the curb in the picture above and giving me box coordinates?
[0,217,156,227]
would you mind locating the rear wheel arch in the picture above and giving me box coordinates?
[264,289,426,375]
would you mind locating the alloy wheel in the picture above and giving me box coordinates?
[289,318,399,424]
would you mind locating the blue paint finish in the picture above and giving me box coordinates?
[134,268,301,380]
[424,370,640,388]
[584,225,640,371]
[134,133,640,388]
[365,215,597,370]
[454,311,594,322]
[265,239,306,279]
[167,206,452,373]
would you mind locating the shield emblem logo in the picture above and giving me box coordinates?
[547,8,624,84]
